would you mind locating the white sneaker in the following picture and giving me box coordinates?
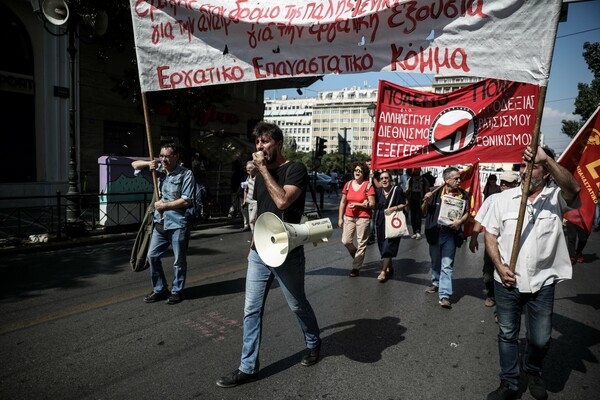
[415,233,422,240]
[411,234,417,239]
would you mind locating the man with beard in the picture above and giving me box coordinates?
[217,122,321,388]
[483,146,580,400]
[132,143,195,305]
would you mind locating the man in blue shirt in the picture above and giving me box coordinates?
[132,143,195,305]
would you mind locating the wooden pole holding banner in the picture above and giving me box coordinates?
[141,92,160,203]
[506,1,563,273]
[508,86,547,272]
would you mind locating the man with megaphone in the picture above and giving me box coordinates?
[217,122,322,388]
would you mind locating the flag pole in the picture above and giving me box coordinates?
[141,92,160,203]
[508,85,547,272]
[507,0,563,273]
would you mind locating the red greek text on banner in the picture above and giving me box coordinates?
[370,79,539,170]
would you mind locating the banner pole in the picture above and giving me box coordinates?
[141,92,160,203]
[506,0,563,272]
[507,85,548,272]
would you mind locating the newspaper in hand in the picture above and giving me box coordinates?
[437,195,466,226]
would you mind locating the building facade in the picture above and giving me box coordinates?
[2,1,315,217]
[431,75,483,94]
[312,87,379,156]
[263,97,315,152]
[265,84,432,159]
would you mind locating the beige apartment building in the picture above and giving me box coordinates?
[265,85,432,157]
[264,78,517,180]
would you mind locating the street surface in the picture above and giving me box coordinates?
[1,199,599,399]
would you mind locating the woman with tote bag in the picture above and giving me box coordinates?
[375,171,408,282]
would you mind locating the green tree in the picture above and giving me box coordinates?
[561,42,600,137]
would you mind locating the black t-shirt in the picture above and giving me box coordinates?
[254,161,307,224]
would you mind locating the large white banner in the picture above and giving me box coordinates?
[129,0,562,92]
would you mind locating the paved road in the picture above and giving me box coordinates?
[1,206,599,399]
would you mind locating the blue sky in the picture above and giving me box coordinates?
[265,0,600,153]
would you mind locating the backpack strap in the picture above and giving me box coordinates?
[344,180,351,193]
[345,180,372,195]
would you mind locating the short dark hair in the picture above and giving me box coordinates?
[252,121,283,142]
[161,142,179,155]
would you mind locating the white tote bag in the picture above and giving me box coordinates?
[384,187,409,239]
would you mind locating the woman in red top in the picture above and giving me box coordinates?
[338,161,377,277]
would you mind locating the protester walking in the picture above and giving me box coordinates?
[338,161,376,277]
[406,168,426,239]
[564,208,590,264]
[482,146,580,400]
[374,171,408,282]
[242,160,258,232]
[469,171,520,307]
[483,174,501,199]
[131,143,195,305]
[217,122,321,388]
[422,166,470,309]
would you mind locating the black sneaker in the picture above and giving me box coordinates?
[487,382,518,400]
[527,372,548,400]
[439,297,452,309]
[301,342,321,366]
[216,369,258,388]
[144,290,169,303]
[166,292,184,305]
[425,285,438,294]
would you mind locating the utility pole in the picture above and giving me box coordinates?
[340,128,349,176]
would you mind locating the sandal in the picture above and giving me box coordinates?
[377,271,387,282]
[349,269,359,277]
[385,266,394,277]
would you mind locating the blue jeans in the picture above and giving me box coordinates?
[494,281,555,390]
[148,226,189,294]
[240,249,320,374]
[428,232,457,300]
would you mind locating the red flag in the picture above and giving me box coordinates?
[459,161,482,237]
[558,106,600,232]
[371,79,540,169]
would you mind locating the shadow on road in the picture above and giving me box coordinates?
[320,316,406,363]
[258,316,406,380]
[185,277,247,299]
[543,312,600,393]
[560,293,600,310]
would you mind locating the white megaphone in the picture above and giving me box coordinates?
[42,0,69,26]
[254,212,333,267]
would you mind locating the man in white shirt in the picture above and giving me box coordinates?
[482,146,580,400]
[469,171,520,307]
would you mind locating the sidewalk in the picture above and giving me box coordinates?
[0,216,241,256]
[0,197,342,256]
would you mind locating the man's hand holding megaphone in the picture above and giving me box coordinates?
[252,151,266,169]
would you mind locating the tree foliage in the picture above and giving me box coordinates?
[561,42,600,138]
